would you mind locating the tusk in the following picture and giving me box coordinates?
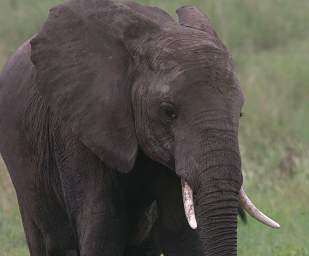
[181,179,197,229]
[239,186,280,229]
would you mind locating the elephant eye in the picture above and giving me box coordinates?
[160,102,177,122]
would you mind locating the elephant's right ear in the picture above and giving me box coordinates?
[30,1,159,173]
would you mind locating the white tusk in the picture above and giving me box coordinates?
[181,179,197,229]
[239,186,280,229]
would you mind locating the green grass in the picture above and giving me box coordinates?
[0,158,28,256]
[1,0,308,255]
[238,178,309,256]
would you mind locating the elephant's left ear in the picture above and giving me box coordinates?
[176,5,224,47]
[30,1,159,173]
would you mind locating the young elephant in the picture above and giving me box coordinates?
[0,0,279,255]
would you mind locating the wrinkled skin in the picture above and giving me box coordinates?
[0,1,244,255]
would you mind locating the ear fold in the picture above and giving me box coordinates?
[176,5,225,48]
[176,6,216,35]
[30,1,159,172]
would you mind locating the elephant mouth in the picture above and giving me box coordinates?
[181,178,280,230]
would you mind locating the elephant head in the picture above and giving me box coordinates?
[30,1,279,255]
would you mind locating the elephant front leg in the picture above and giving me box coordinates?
[76,194,128,256]
[58,146,128,256]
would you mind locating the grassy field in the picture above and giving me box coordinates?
[0,0,308,255]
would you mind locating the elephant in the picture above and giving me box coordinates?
[0,0,280,255]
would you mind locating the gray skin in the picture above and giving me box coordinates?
[0,1,244,256]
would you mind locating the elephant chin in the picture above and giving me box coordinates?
[180,178,280,230]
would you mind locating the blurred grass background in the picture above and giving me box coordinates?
[0,0,308,255]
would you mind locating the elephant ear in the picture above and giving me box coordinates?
[30,0,159,172]
[176,5,225,47]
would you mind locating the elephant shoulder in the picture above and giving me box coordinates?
[0,38,36,129]
[0,37,40,157]
[0,38,34,89]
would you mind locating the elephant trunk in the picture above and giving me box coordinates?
[194,178,239,256]
[177,128,280,255]
[176,129,242,255]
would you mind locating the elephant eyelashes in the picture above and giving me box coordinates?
[159,102,177,122]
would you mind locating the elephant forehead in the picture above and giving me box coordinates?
[144,36,242,100]
[162,69,244,115]
[157,47,235,90]
[167,63,238,96]
[146,29,229,70]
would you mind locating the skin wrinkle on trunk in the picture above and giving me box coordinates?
[177,126,241,256]
[196,192,239,256]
